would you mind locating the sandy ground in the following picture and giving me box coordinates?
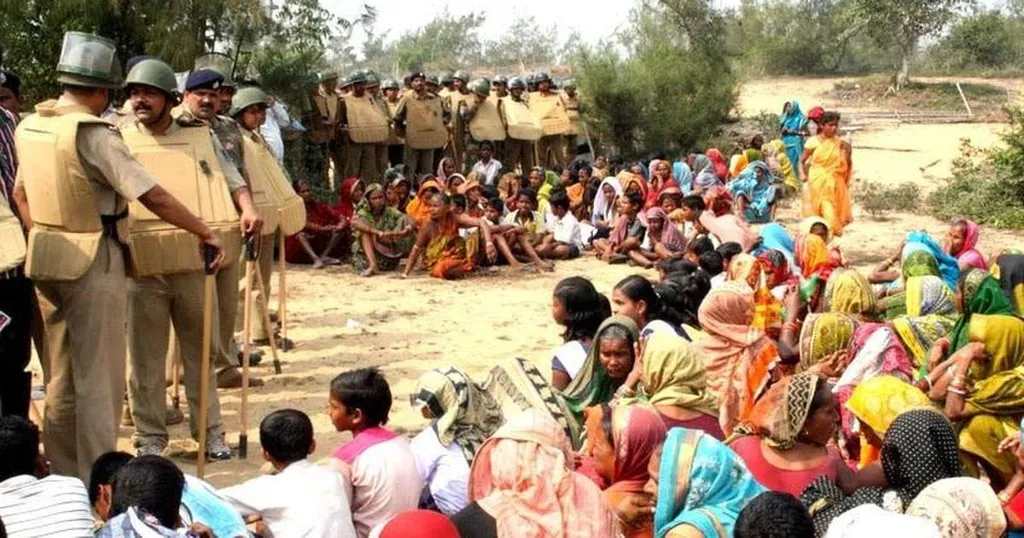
[25,78,1024,488]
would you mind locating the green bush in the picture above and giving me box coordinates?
[926,11,1022,73]
[929,108,1024,228]
[857,181,920,218]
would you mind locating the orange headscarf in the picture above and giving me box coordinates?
[405,179,443,226]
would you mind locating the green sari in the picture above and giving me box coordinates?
[949,269,1014,353]
[351,184,414,271]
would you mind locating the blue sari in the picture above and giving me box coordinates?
[780,100,807,172]
[756,222,796,266]
[674,161,694,194]
[654,428,765,538]
[727,162,777,223]
[904,230,960,291]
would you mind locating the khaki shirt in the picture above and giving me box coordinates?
[15,96,157,216]
[128,117,247,194]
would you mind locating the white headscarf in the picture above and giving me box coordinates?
[591,176,622,225]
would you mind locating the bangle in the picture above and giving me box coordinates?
[614,385,636,399]
[782,321,801,333]
[948,386,967,396]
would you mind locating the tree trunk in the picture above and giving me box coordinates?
[895,39,915,92]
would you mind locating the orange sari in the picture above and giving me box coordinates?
[405,179,443,227]
[803,134,851,235]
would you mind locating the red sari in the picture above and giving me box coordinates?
[285,199,345,263]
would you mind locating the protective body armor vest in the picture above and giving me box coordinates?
[530,92,571,136]
[121,122,241,276]
[402,94,447,149]
[239,130,306,236]
[343,94,389,144]
[467,98,507,142]
[501,97,543,142]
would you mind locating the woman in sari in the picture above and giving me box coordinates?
[386,173,413,211]
[924,268,1013,371]
[452,410,615,538]
[794,217,839,279]
[619,171,649,204]
[842,374,931,469]
[706,148,729,181]
[674,161,694,194]
[731,373,847,497]
[758,222,796,265]
[487,316,640,448]
[945,219,988,272]
[695,281,783,435]
[728,153,749,180]
[583,404,668,538]
[647,159,675,209]
[728,161,778,224]
[284,179,347,267]
[906,477,1007,538]
[351,184,415,276]
[995,250,1024,315]
[649,428,766,538]
[402,192,496,280]
[801,409,961,536]
[780,100,808,170]
[763,139,799,194]
[800,111,852,236]
[436,157,456,186]
[882,250,947,320]
[797,312,858,373]
[702,185,733,217]
[591,176,623,231]
[822,269,877,319]
[405,178,444,227]
[332,176,365,221]
[692,154,721,194]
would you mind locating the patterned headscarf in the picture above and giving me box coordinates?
[798,313,858,373]
[906,478,1006,538]
[823,269,876,318]
[744,372,820,450]
[413,367,504,463]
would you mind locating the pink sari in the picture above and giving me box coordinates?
[954,220,988,271]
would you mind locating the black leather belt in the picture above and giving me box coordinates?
[100,208,128,238]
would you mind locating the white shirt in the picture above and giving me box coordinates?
[710,272,727,289]
[470,159,502,186]
[551,340,589,380]
[219,459,357,538]
[546,212,583,249]
[0,474,95,538]
[409,428,470,516]
[260,101,290,163]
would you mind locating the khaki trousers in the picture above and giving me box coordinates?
[404,147,438,175]
[244,236,275,342]
[505,139,536,174]
[36,238,126,482]
[537,135,566,168]
[214,262,240,373]
[375,144,389,182]
[343,141,380,184]
[128,271,224,445]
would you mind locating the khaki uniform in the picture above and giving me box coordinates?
[530,91,570,168]
[462,95,507,169]
[310,85,342,182]
[562,91,581,162]
[446,91,473,169]
[394,91,449,175]
[370,93,391,175]
[120,117,244,447]
[340,93,388,184]
[384,98,404,167]
[501,95,543,173]
[15,96,158,481]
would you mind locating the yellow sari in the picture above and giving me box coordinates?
[845,376,936,467]
[822,268,876,318]
[803,135,851,235]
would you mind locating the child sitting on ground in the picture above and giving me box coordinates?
[536,192,584,260]
[327,368,421,538]
[502,187,543,245]
[221,409,356,538]
[592,191,647,264]
[684,235,715,265]
[483,197,551,270]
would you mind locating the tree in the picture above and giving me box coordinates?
[391,10,485,72]
[481,16,558,70]
[853,0,973,88]
[930,10,1020,70]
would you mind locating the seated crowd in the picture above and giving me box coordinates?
[2,217,1023,537]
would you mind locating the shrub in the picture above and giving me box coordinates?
[857,181,920,218]
[929,108,1024,228]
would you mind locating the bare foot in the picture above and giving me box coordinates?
[509,262,524,271]
[541,262,555,272]
[360,267,377,277]
[321,256,342,266]
[313,258,325,269]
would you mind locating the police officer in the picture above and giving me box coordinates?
[364,71,392,179]
[310,71,342,183]
[338,70,388,184]
[501,77,543,173]
[425,74,441,96]
[393,72,450,175]
[530,72,570,168]
[178,69,264,389]
[438,72,455,99]
[562,79,582,163]
[462,78,506,170]
[381,79,404,167]
[490,75,508,102]
[446,70,473,169]
[11,32,224,481]
[120,59,241,459]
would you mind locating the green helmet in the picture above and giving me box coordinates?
[469,78,490,97]
[426,74,439,86]
[364,71,380,87]
[194,52,236,88]
[439,71,454,84]
[508,77,526,90]
[493,75,508,86]
[123,59,179,98]
[453,70,470,83]
[347,70,368,86]
[56,32,122,89]
[382,78,400,91]
[562,78,577,90]
[319,70,338,83]
[534,71,551,84]
[229,86,268,117]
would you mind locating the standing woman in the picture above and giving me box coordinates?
[780,100,808,172]
[800,111,852,236]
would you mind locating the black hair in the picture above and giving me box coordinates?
[428,191,450,205]
[698,250,724,276]
[553,277,606,342]
[715,242,743,264]
[807,377,832,416]
[260,409,315,465]
[596,323,637,369]
[0,416,39,481]
[451,193,467,210]
[479,140,494,151]
[549,191,570,211]
[688,236,715,257]
[614,274,661,325]
[576,163,593,176]
[89,451,135,505]
[665,271,711,327]
[486,197,504,214]
[822,111,841,124]
[734,491,814,538]
[481,185,498,201]
[518,187,537,205]
[329,367,392,427]
[658,258,697,277]
[110,456,185,528]
[624,191,644,210]
[681,194,706,211]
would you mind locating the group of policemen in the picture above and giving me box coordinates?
[3,32,305,482]
[306,67,583,182]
